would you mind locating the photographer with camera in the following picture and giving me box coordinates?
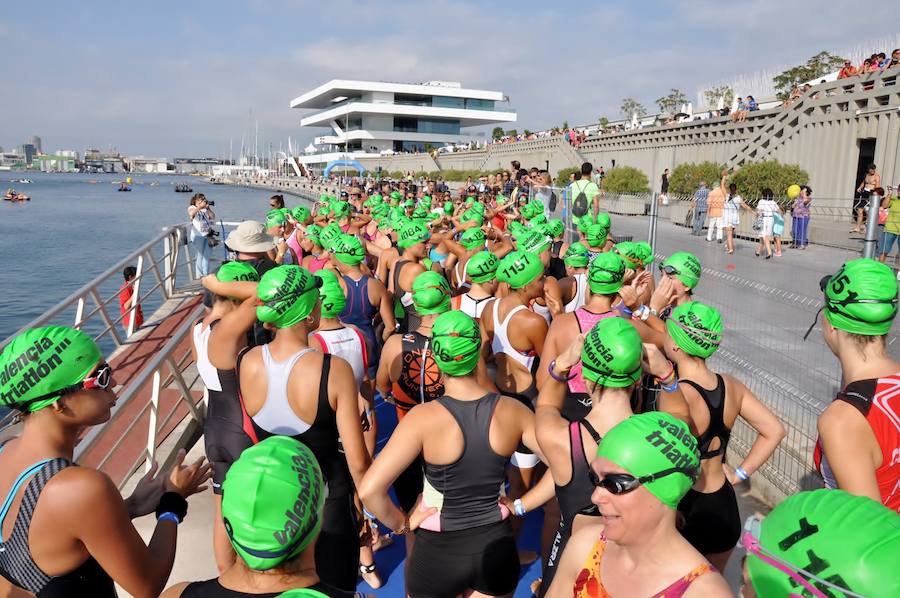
[188,193,218,277]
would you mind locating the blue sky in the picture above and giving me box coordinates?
[2,1,896,157]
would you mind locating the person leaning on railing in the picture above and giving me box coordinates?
[0,326,211,598]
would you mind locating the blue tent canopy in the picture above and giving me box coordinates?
[323,159,365,177]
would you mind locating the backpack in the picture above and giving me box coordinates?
[548,191,558,213]
[572,181,589,217]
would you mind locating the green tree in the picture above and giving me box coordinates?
[523,129,533,136]
[730,161,809,201]
[703,86,734,109]
[423,143,435,153]
[620,98,646,119]
[505,129,518,137]
[656,89,688,116]
[668,162,725,195]
[604,166,650,194]
[598,116,610,128]
[773,51,846,100]
[555,167,580,187]
[492,126,504,140]
[562,120,569,130]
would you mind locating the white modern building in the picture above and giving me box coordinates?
[290,79,516,167]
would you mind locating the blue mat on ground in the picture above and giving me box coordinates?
[356,395,544,597]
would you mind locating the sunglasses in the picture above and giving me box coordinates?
[587,466,696,495]
[18,363,114,410]
[740,515,865,598]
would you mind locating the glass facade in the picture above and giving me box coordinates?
[393,117,460,135]
[432,96,465,109]
[465,98,495,110]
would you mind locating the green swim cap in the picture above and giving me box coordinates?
[581,317,642,388]
[823,259,898,336]
[546,218,565,239]
[443,201,454,216]
[460,227,486,250]
[507,221,527,237]
[221,436,325,571]
[217,261,260,283]
[318,223,342,251]
[291,206,310,224]
[634,242,654,266]
[466,251,500,284]
[266,211,286,230]
[576,215,594,233]
[660,251,701,289]
[431,311,481,376]
[318,194,328,202]
[595,412,699,509]
[412,207,429,220]
[332,201,351,219]
[587,252,625,295]
[564,242,590,268]
[0,326,103,413]
[421,195,433,207]
[397,221,430,249]
[465,196,475,205]
[614,242,644,269]
[313,270,346,318]
[390,190,402,201]
[303,225,322,246]
[496,194,508,205]
[256,266,323,328]
[275,590,329,598]
[586,224,608,248]
[517,229,552,254]
[332,234,364,265]
[746,489,900,598]
[497,250,544,289]
[470,201,485,214]
[595,212,611,231]
[520,203,538,221]
[412,271,451,315]
[530,214,548,226]
[666,302,722,359]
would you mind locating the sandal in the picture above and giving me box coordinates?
[359,562,383,589]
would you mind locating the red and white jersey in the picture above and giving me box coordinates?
[814,373,900,513]
[311,326,368,388]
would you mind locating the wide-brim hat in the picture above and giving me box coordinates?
[225,220,275,253]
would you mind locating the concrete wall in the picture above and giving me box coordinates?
[355,152,439,174]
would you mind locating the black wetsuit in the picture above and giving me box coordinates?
[548,240,566,280]
[0,456,116,597]
[677,374,741,554]
[392,260,422,334]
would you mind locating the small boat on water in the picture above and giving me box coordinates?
[4,188,31,201]
[174,183,193,193]
[9,178,32,184]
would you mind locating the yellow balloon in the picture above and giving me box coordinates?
[787,184,801,199]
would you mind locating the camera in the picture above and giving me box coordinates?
[206,200,215,206]
[206,229,220,238]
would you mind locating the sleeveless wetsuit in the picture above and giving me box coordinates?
[194,319,252,494]
[408,393,519,597]
[311,326,368,389]
[181,578,359,597]
[0,452,115,597]
[548,240,567,280]
[574,534,714,598]
[239,348,358,591]
[391,260,422,334]
[390,331,445,512]
[676,374,741,555]
[541,420,602,595]
[338,274,379,376]
[814,373,900,513]
[565,308,618,421]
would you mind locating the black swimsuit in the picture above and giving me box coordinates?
[0,455,116,597]
[676,374,742,555]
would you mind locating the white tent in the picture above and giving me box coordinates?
[304,143,317,154]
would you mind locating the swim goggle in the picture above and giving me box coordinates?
[802,275,899,340]
[740,514,866,598]
[658,264,680,277]
[17,363,113,412]
[587,466,698,495]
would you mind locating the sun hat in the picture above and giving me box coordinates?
[221,436,325,571]
[411,271,451,315]
[0,326,102,413]
[466,251,500,284]
[822,258,898,336]
[660,252,701,289]
[581,317,642,388]
[587,252,625,295]
[745,489,900,598]
[666,302,722,359]
[431,311,481,376]
[497,250,544,289]
[595,412,699,509]
[226,220,276,253]
[256,266,323,328]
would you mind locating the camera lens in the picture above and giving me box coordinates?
[207,201,215,206]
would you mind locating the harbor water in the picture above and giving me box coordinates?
[0,172,291,340]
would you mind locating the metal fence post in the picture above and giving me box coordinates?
[863,193,882,259]
[647,192,659,274]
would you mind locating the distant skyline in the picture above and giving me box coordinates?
[3,1,897,157]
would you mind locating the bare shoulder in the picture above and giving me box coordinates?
[682,565,732,597]
[818,398,866,432]
[160,582,190,598]
[41,466,119,513]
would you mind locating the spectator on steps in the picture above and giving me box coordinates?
[838,59,859,79]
